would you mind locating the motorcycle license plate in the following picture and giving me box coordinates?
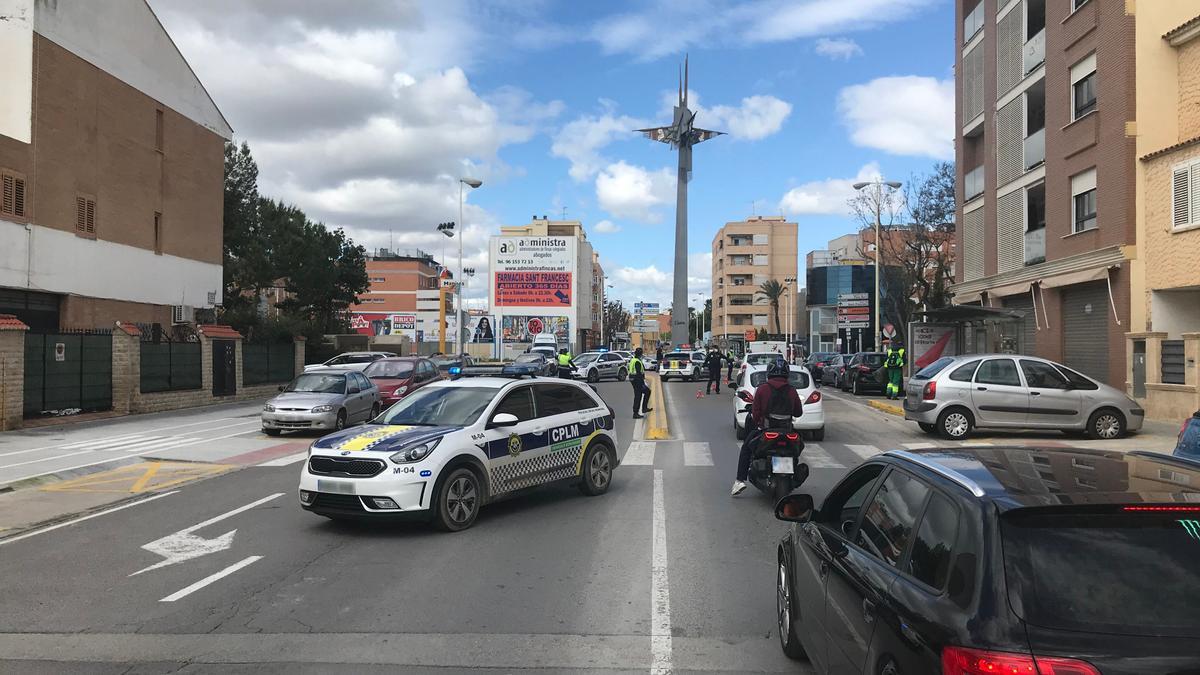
[771,456,794,473]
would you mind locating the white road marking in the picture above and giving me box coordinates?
[683,442,713,466]
[846,444,882,461]
[651,469,671,675]
[258,452,308,467]
[622,441,656,466]
[58,434,157,450]
[0,491,179,548]
[902,442,938,450]
[800,444,845,469]
[0,417,252,458]
[131,493,284,576]
[159,555,263,602]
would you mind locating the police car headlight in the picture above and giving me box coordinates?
[390,437,441,464]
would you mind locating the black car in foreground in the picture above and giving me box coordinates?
[774,446,1200,675]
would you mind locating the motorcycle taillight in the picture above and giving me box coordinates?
[785,432,799,441]
[763,431,780,440]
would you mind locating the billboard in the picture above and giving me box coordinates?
[909,323,958,370]
[501,315,570,343]
[465,314,496,343]
[491,236,576,308]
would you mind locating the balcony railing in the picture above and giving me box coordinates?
[1024,29,1045,75]
[965,165,984,201]
[1024,128,1045,170]
[1024,228,1045,266]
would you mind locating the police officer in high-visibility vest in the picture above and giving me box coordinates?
[884,338,906,400]
[557,348,576,379]
[630,348,653,419]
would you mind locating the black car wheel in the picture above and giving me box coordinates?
[578,442,615,496]
[777,554,807,659]
[1087,408,1126,440]
[918,422,937,434]
[433,467,481,532]
[937,407,973,440]
[587,369,600,383]
[370,403,381,419]
[808,427,825,442]
[617,367,627,382]
[852,377,860,396]
[334,409,347,431]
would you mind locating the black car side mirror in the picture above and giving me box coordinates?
[774,493,815,523]
[277,385,285,392]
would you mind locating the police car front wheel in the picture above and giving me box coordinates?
[578,442,615,496]
[433,467,482,532]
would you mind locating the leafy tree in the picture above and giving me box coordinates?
[603,300,630,345]
[756,279,786,335]
[222,142,268,313]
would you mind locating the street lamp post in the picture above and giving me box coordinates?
[458,178,482,353]
[784,276,797,361]
[852,179,902,350]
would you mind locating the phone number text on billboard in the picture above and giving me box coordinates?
[494,271,573,307]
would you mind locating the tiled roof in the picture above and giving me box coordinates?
[198,324,243,340]
[1141,134,1200,161]
[0,314,28,331]
[115,322,142,336]
[1165,15,1200,42]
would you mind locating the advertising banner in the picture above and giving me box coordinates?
[909,323,958,370]
[422,315,457,343]
[350,313,390,336]
[501,316,570,343]
[494,271,572,306]
[491,236,576,308]
[466,315,497,343]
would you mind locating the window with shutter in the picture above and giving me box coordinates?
[1175,166,1194,229]
[1190,165,1200,228]
[1,172,27,219]
[75,194,97,237]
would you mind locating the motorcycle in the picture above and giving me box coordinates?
[740,392,810,503]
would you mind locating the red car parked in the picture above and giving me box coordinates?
[363,357,444,409]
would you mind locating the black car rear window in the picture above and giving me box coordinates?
[750,370,810,389]
[913,357,955,380]
[1001,509,1200,637]
[861,353,884,367]
[665,353,690,363]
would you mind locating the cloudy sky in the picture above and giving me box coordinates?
[150,0,954,311]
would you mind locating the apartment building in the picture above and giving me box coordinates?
[952,0,1135,387]
[349,249,453,344]
[710,216,799,346]
[1127,4,1200,419]
[490,217,600,355]
[0,0,231,331]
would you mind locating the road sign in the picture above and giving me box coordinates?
[838,321,870,329]
[837,299,870,307]
[838,293,869,301]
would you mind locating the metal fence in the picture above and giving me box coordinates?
[243,343,296,385]
[23,330,113,417]
[140,342,202,393]
[1162,340,1186,385]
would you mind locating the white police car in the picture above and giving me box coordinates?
[298,365,619,531]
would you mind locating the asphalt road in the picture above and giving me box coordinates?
[0,377,1160,673]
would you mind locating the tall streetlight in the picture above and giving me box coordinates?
[458,178,482,352]
[852,179,902,351]
[693,292,705,346]
[601,282,613,348]
[784,276,797,361]
[436,221,455,354]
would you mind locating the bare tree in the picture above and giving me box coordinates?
[847,162,956,342]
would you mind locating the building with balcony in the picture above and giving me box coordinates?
[952,0,1136,387]
[1126,4,1200,420]
[349,249,452,346]
[710,216,799,347]
[0,0,231,331]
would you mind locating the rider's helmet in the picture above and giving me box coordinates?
[767,359,789,379]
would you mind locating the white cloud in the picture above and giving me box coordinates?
[550,110,647,182]
[594,220,621,234]
[778,162,882,216]
[595,162,675,224]
[837,76,954,159]
[658,90,791,141]
[590,0,938,59]
[815,37,863,60]
[604,251,713,310]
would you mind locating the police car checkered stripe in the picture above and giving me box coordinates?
[490,445,583,494]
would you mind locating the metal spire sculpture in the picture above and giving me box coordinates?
[637,56,723,346]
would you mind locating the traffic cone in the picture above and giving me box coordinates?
[695,388,704,399]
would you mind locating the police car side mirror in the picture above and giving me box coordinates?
[488,412,520,429]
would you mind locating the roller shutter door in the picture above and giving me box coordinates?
[1002,295,1036,356]
[1062,282,1108,381]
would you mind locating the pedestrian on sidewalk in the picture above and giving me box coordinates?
[630,348,654,419]
[883,338,906,400]
[703,348,726,395]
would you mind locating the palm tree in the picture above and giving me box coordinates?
[756,279,786,336]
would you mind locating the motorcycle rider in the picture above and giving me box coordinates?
[732,359,803,496]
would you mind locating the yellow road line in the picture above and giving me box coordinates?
[646,373,669,440]
[128,462,162,493]
[867,399,905,417]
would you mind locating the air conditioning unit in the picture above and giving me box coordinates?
[172,305,194,324]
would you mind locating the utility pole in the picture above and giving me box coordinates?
[853,179,902,350]
[638,56,723,348]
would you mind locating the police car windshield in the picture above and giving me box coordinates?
[376,386,494,427]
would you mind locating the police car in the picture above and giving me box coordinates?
[298,364,619,531]
[659,349,706,381]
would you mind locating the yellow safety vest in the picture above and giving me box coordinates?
[558,353,572,366]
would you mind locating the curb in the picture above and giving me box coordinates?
[867,399,905,417]
[646,373,669,440]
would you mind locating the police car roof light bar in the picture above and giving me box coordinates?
[452,364,540,380]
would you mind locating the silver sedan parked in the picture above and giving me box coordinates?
[261,369,381,436]
[903,354,1145,440]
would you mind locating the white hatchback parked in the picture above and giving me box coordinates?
[733,364,825,441]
